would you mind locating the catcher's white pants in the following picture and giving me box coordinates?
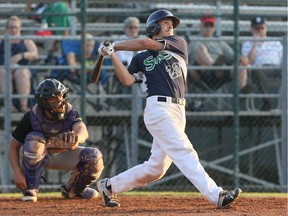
[110,96,222,204]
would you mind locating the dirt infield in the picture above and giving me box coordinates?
[0,195,287,216]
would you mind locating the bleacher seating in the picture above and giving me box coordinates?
[0,1,286,115]
[0,3,26,12]
[0,2,286,37]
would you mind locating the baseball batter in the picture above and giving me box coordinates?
[9,78,104,202]
[97,9,241,208]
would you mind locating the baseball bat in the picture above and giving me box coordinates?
[90,41,110,83]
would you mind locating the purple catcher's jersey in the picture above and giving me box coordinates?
[128,36,188,98]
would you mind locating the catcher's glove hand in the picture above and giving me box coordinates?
[46,131,78,153]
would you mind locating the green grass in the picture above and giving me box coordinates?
[1,191,287,198]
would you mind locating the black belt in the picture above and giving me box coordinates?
[157,96,186,105]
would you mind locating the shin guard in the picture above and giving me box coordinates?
[65,147,104,196]
[22,132,48,190]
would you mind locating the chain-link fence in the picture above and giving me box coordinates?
[0,0,287,193]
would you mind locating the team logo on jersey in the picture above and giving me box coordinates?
[144,52,182,80]
[144,52,172,71]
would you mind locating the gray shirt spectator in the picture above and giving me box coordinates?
[189,16,247,90]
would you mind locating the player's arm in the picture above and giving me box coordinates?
[112,38,164,87]
[114,38,164,52]
[101,38,163,87]
[110,52,136,87]
[8,112,33,191]
[71,113,89,145]
[9,138,27,191]
[72,121,89,145]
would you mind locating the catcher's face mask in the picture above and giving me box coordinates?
[45,94,67,120]
[34,78,69,120]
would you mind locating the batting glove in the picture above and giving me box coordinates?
[98,42,108,56]
[104,43,115,56]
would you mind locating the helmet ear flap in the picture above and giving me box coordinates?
[146,21,161,37]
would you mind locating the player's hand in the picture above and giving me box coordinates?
[13,170,27,192]
[101,42,115,56]
[98,42,108,56]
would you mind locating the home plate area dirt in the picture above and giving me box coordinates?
[0,195,287,216]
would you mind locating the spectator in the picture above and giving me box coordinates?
[41,1,73,62]
[66,33,98,82]
[188,16,248,91]
[50,33,108,87]
[0,16,39,112]
[66,33,108,85]
[26,2,49,23]
[41,0,72,36]
[241,16,283,110]
[116,17,141,65]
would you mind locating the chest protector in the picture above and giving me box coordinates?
[30,103,77,137]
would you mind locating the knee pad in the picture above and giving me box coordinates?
[23,131,46,165]
[78,147,104,178]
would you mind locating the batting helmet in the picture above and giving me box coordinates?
[146,9,180,37]
[34,78,69,120]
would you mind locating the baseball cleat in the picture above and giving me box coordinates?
[97,178,120,207]
[61,185,70,199]
[217,188,242,208]
[22,189,38,202]
[61,185,99,199]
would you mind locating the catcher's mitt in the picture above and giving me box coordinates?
[46,131,78,153]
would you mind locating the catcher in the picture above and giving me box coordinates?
[8,78,104,202]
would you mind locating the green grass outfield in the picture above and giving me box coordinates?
[0,191,287,198]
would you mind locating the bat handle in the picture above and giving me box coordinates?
[103,40,111,46]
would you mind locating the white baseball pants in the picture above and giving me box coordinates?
[110,96,222,204]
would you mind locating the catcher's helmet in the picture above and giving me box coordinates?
[146,9,180,37]
[34,78,69,120]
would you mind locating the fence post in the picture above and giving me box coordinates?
[233,0,240,187]
[281,36,287,192]
[130,49,141,167]
[3,35,12,191]
[80,0,87,122]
